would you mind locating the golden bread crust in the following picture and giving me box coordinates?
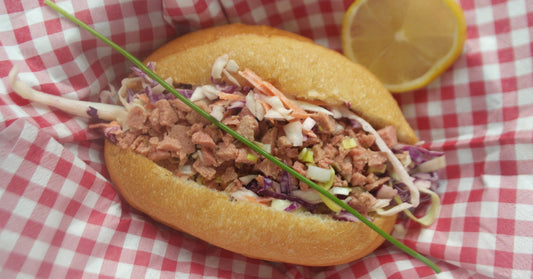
[104,23,414,266]
[105,140,397,266]
[145,23,417,144]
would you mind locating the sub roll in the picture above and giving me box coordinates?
[10,23,444,266]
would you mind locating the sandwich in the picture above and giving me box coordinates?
[9,23,444,266]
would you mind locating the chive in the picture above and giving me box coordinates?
[44,0,440,273]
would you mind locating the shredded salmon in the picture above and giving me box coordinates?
[239,68,309,118]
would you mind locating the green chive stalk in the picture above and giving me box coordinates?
[44,0,440,273]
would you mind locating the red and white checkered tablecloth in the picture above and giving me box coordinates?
[1,0,532,278]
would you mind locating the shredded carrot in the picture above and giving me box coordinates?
[243,196,257,202]
[257,197,273,205]
[243,195,272,205]
[88,120,122,133]
[88,122,110,130]
[212,99,229,106]
[218,92,246,101]
[302,128,318,138]
[239,68,308,117]
[137,94,154,109]
[138,93,149,104]
[290,112,313,119]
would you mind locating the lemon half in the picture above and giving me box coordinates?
[342,0,467,93]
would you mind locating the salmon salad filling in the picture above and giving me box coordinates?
[9,55,445,225]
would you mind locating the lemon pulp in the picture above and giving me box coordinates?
[342,0,466,92]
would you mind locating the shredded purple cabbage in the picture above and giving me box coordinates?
[177,88,194,99]
[394,172,440,205]
[144,86,157,103]
[128,83,192,104]
[228,101,245,110]
[385,144,444,207]
[413,172,439,191]
[146,61,156,71]
[129,64,194,101]
[217,83,239,93]
[344,101,351,108]
[279,170,291,194]
[349,119,362,129]
[395,144,444,165]
[143,86,173,104]
[130,65,158,86]
[393,182,411,203]
[245,179,317,211]
[210,77,237,92]
[263,177,280,193]
[284,202,301,212]
[104,126,119,143]
[86,106,98,119]
[332,211,359,222]
[126,88,136,103]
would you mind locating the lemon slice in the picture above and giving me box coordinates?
[342,0,466,93]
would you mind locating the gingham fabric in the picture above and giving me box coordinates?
[1,0,532,278]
